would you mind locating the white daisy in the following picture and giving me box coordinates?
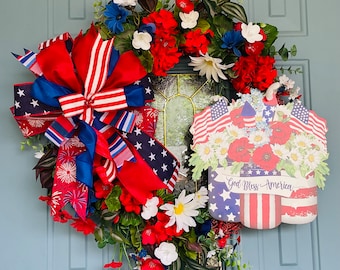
[193,186,209,208]
[288,148,303,166]
[160,190,199,232]
[304,149,322,171]
[195,142,215,162]
[189,52,233,82]
[208,131,228,147]
[293,134,312,150]
[248,129,270,146]
[226,125,245,140]
[271,144,289,160]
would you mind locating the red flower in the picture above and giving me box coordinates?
[230,107,246,128]
[53,210,73,223]
[141,258,164,270]
[141,224,158,245]
[119,186,142,214]
[142,10,181,75]
[244,41,264,56]
[94,180,113,199]
[269,121,292,145]
[103,261,123,268]
[176,0,194,13]
[232,55,277,93]
[39,195,51,205]
[181,29,213,56]
[228,137,253,162]
[252,144,280,171]
[217,236,228,248]
[70,217,97,235]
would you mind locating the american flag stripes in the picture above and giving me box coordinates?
[191,98,231,146]
[240,193,281,229]
[290,101,327,144]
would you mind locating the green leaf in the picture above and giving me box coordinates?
[230,162,244,175]
[220,1,248,23]
[278,44,289,61]
[120,212,143,227]
[261,24,278,54]
[290,44,297,56]
[105,185,122,212]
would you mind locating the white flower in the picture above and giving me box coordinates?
[227,125,246,140]
[195,143,215,162]
[207,250,216,258]
[288,148,303,167]
[154,242,178,266]
[294,134,312,149]
[248,129,270,146]
[194,186,209,208]
[141,196,159,220]
[113,0,137,6]
[271,144,289,160]
[160,190,199,232]
[189,52,234,82]
[241,22,263,43]
[179,10,199,29]
[279,74,295,89]
[34,150,44,159]
[304,149,322,171]
[132,31,152,50]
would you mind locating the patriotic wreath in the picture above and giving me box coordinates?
[10,0,328,269]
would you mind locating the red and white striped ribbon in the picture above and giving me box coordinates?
[58,34,127,124]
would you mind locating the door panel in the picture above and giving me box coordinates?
[1,1,339,270]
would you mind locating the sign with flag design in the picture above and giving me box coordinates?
[190,87,329,229]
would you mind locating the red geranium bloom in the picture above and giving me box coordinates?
[228,137,253,162]
[141,224,158,245]
[269,121,292,145]
[244,41,265,56]
[120,187,142,215]
[141,258,164,270]
[103,261,123,269]
[232,55,277,93]
[70,217,97,235]
[181,29,213,56]
[176,0,194,13]
[53,210,73,223]
[252,144,280,171]
[94,180,113,199]
[142,10,181,75]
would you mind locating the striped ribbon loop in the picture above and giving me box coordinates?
[57,34,116,125]
[58,88,128,120]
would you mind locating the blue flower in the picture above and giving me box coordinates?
[221,30,245,57]
[195,220,212,236]
[104,2,129,34]
[139,23,156,38]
